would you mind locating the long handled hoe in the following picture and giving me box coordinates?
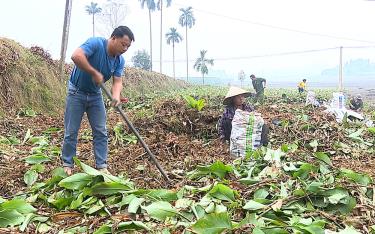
[100,83,170,182]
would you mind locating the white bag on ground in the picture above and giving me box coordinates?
[305,91,320,107]
[230,110,264,157]
[330,92,345,109]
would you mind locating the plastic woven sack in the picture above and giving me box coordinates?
[230,109,264,157]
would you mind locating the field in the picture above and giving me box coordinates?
[0,86,374,234]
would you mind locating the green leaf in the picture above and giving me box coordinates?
[31,164,45,173]
[8,136,20,145]
[208,184,235,201]
[253,228,266,234]
[93,224,111,234]
[144,201,178,221]
[188,161,233,180]
[133,189,178,201]
[328,193,347,204]
[19,213,34,232]
[293,163,317,179]
[29,136,48,146]
[90,182,132,195]
[24,154,51,164]
[0,199,36,214]
[58,173,93,190]
[281,144,289,153]
[43,127,62,134]
[314,152,332,166]
[0,209,24,227]
[24,170,38,187]
[37,223,51,233]
[85,200,105,215]
[368,127,375,135]
[235,213,264,230]
[254,189,269,199]
[348,129,363,140]
[340,168,372,186]
[306,182,324,193]
[243,200,266,210]
[338,226,361,234]
[175,198,193,209]
[114,194,137,209]
[128,197,145,213]
[192,212,232,234]
[117,221,150,232]
[70,193,84,210]
[50,196,74,210]
[74,158,127,184]
[22,129,31,145]
[0,136,11,145]
[309,140,319,151]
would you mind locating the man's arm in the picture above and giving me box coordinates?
[261,78,267,88]
[111,77,123,106]
[71,48,103,84]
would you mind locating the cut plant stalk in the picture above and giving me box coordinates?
[99,83,170,182]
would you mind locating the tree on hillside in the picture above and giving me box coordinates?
[194,50,214,85]
[132,50,152,71]
[139,0,156,71]
[166,27,183,79]
[85,2,102,37]
[238,70,245,87]
[179,6,195,82]
[98,0,128,36]
[157,0,172,73]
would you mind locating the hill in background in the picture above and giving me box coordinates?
[0,38,188,116]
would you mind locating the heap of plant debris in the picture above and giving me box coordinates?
[0,88,374,233]
[0,147,373,233]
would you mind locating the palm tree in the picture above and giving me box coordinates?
[85,2,102,37]
[157,0,172,74]
[166,28,183,79]
[179,7,195,82]
[194,50,214,85]
[139,0,156,71]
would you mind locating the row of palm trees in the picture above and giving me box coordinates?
[139,0,196,81]
[85,1,213,84]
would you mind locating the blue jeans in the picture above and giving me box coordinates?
[62,82,108,169]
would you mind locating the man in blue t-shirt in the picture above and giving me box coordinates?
[62,26,134,175]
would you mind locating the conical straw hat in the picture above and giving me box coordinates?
[223,86,251,105]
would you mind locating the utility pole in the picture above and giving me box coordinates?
[60,0,73,80]
[339,46,343,92]
[159,0,163,74]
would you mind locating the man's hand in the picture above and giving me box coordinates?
[111,98,120,107]
[93,71,104,85]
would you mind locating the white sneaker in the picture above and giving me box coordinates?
[98,168,111,175]
[64,167,73,176]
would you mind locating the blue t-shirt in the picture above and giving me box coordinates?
[69,37,125,93]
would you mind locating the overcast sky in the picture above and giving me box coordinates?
[1,0,375,82]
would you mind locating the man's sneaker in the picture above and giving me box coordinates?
[64,167,73,176]
[98,168,111,175]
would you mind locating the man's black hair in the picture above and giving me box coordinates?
[111,26,135,42]
[303,79,307,82]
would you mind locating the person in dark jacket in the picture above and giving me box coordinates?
[218,86,269,145]
[349,94,363,111]
[250,74,266,104]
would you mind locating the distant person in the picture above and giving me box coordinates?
[349,94,363,111]
[61,26,135,176]
[298,79,307,93]
[218,86,268,145]
[250,74,266,104]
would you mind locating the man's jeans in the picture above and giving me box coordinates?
[62,82,108,169]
